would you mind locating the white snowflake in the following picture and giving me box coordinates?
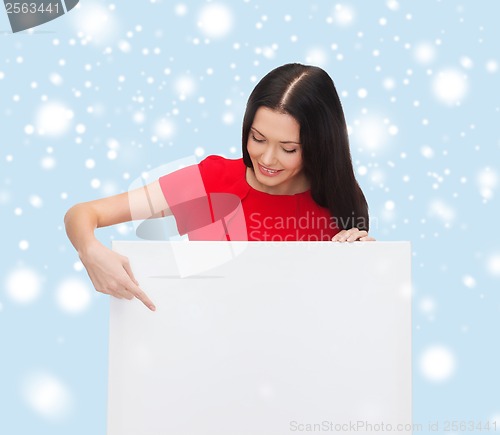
[462,275,476,288]
[305,48,328,67]
[332,4,355,26]
[197,4,233,39]
[419,345,456,382]
[428,199,455,225]
[35,102,74,137]
[175,3,188,16]
[5,268,42,304]
[352,115,389,152]
[432,69,468,105]
[21,372,74,421]
[71,1,117,45]
[486,254,500,277]
[414,42,436,64]
[477,167,497,200]
[174,76,196,99]
[155,118,175,139]
[55,278,92,314]
[419,296,436,314]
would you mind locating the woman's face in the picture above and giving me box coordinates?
[246,107,308,195]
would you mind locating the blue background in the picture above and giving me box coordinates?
[1,1,499,434]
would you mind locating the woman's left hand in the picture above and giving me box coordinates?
[331,227,376,242]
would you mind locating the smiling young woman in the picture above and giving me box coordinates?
[241,63,370,236]
[64,63,375,311]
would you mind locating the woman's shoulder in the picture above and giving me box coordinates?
[199,154,244,179]
[199,154,243,171]
[198,155,247,193]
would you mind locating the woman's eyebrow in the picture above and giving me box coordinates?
[250,126,301,144]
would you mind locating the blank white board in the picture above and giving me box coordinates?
[108,241,412,435]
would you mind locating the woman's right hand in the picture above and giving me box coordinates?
[79,240,156,311]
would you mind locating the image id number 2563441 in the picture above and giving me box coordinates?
[5,2,60,14]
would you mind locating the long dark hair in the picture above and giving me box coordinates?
[242,63,369,231]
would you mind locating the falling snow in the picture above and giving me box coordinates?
[414,42,436,64]
[55,278,92,314]
[332,4,355,27]
[462,275,476,288]
[419,345,456,382]
[2,1,499,433]
[5,268,42,304]
[419,296,436,314]
[197,4,233,39]
[486,254,500,277]
[35,102,74,136]
[477,167,497,201]
[432,69,468,105]
[21,372,74,421]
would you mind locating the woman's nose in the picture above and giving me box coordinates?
[261,145,277,166]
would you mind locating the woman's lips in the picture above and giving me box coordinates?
[258,163,283,177]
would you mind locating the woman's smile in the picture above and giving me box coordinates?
[257,163,284,177]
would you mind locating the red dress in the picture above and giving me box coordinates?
[159,155,339,241]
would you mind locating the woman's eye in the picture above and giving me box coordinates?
[252,134,265,143]
[283,148,297,154]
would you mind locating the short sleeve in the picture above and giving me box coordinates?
[157,155,248,241]
[198,155,251,199]
[158,163,213,235]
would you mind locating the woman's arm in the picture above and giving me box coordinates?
[64,180,170,311]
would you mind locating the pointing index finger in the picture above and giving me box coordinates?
[127,281,156,311]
